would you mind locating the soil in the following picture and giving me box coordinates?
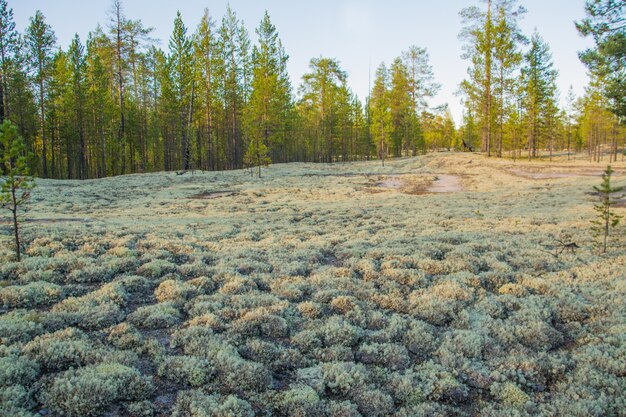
[426,175,463,193]
[189,191,236,199]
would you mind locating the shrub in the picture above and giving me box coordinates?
[322,362,369,396]
[291,329,323,353]
[354,389,394,417]
[275,384,322,417]
[154,279,196,304]
[402,320,437,358]
[413,361,469,403]
[325,400,361,417]
[214,349,271,394]
[23,327,101,371]
[297,301,323,319]
[50,298,124,330]
[0,384,37,417]
[229,309,289,339]
[0,310,43,345]
[0,282,64,308]
[171,390,254,417]
[491,382,530,407]
[356,342,410,370]
[157,355,215,387]
[0,355,40,387]
[125,400,155,417]
[43,363,153,417]
[137,259,177,278]
[127,302,182,329]
[321,317,363,347]
[107,323,144,350]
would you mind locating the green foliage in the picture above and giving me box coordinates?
[591,165,624,252]
[576,0,626,119]
[0,120,35,261]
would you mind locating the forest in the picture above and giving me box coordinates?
[0,0,623,179]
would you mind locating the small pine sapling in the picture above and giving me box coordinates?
[0,120,35,261]
[591,166,623,253]
[243,139,271,178]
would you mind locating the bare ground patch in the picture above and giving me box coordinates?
[189,190,237,199]
[367,174,463,195]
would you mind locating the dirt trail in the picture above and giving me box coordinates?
[426,175,463,193]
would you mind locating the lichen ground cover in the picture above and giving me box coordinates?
[0,153,624,417]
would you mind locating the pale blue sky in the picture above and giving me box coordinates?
[13,1,593,124]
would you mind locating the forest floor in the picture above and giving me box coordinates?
[0,152,625,417]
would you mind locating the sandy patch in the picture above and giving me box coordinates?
[426,175,463,193]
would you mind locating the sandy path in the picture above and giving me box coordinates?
[426,175,463,193]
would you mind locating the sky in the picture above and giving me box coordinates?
[13,0,595,124]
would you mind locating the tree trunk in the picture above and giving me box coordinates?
[11,184,20,262]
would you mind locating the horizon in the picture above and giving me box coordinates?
[13,0,594,125]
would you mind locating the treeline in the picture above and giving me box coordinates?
[0,0,623,180]
[0,0,450,179]
[457,0,625,162]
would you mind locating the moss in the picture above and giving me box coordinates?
[171,390,253,417]
[0,310,44,345]
[0,281,64,308]
[107,323,144,350]
[0,355,40,387]
[23,327,101,371]
[43,363,153,417]
[154,279,196,304]
[275,384,322,417]
[0,384,37,417]
[127,302,182,329]
[137,259,177,278]
[322,362,369,396]
[492,382,530,407]
[356,342,410,370]
[157,355,215,387]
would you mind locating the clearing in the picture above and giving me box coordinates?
[0,153,624,417]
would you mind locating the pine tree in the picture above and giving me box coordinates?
[389,57,411,157]
[25,10,56,178]
[522,31,558,159]
[591,165,624,253]
[244,11,291,176]
[169,11,193,171]
[299,57,346,163]
[220,6,247,169]
[194,8,221,171]
[68,34,87,179]
[576,0,626,121]
[401,46,439,155]
[0,120,35,262]
[371,63,392,166]
[492,3,525,157]
[0,0,18,122]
